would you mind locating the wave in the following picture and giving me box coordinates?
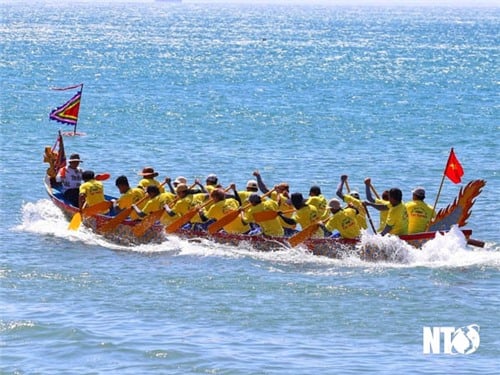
[16,199,500,270]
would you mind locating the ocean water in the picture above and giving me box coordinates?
[1,2,499,374]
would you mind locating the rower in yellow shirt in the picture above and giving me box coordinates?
[278,192,321,238]
[199,188,251,234]
[306,185,329,220]
[243,194,284,237]
[365,188,408,236]
[320,198,361,239]
[79,170,107,213]
[137,167,165,193]
[336,175,367,229]
[405,187,435,234]
[364,178,390,232]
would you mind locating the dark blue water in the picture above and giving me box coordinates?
[1,2,499,373]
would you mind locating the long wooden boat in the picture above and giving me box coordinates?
[43,172,483,261]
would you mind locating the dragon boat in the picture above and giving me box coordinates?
[43,136,486,261]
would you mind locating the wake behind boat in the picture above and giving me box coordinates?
[42,133,485,261]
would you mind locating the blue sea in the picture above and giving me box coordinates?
[1,1,499,373]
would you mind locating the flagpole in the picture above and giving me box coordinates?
[427,148,453,230]
[74,84,83,136]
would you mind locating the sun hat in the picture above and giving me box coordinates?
[206,174,218,183]
[174,176,187,185]
[328,198,341,210]
[246,180,258,189]
[68,153,83,163]
[138,167,159,177]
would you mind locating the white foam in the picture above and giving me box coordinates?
[16,200,500,270]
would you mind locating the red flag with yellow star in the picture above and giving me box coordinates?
[444,148,464,184]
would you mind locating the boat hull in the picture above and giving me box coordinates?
[44,177,473,260]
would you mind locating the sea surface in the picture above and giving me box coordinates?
[1,2,499,374]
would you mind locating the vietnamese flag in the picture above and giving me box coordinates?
[444,148,464,184]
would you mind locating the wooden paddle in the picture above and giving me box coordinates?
[133,183,198,237]
[165,197,212,234]
[288,219,323,247]
[363,202,377,233]
[68,200,112,231]
[165,185,233,234]
[207,190,274,235]
[132,208,165,237]
[252,208,295,223]
[100,180,170,234]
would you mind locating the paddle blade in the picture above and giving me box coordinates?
[253,210,278,223]
[133,209,165,237]
[82,201,112,217]
[208,210,240,235]
[165,208,199,234]
[68,212,82,231]
[99,207,132,234]
[95,173,111,181]
[288,223,320,247]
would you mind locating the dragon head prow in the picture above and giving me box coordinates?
[428,179,486,231]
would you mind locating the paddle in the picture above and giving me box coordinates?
[100,194,149,234]
[68,200,112,230]
[252,208,295,223]
[369,183,381,200]
[99,180,169,234]
[207,190,274,235]
[95,173,111,181]
[288,219,323,247]
[132,208,165,237]
[165,196,212,234]
[133,182,198,237]
[363,202,377,233]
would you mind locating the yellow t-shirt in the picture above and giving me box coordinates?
[205,198,250,234]
[142,192,175,215]
[116,187,145,209]
[405,200,435,234]
[325,209,361,239]
[292,205,319,230]
[306,195,329,220]
[237,190,253,205]
[171,195,194,218]
[244,200,284,237]
[385,203,408,235]
[375,198,390,232]
[271,192,296,230]
[79,180,105,208]
[343,194,368,229]
[138,178,165,193]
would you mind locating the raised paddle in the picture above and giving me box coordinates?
[207,189,274,235]
[68,200,112,231]
[363,202,377,233]
[133,182,198,237]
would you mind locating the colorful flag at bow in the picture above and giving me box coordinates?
[444,148,464,184]
[49,90,82,126]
